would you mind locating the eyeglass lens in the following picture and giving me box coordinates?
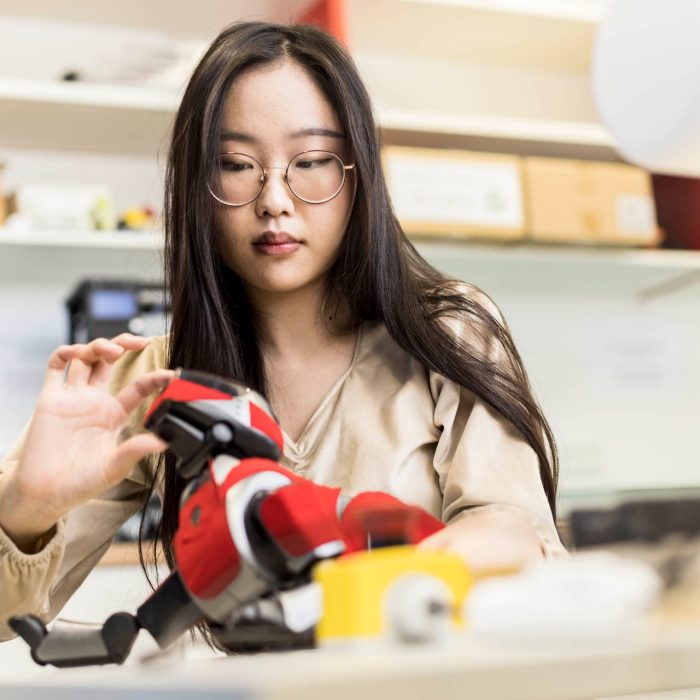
[210,151,347,205]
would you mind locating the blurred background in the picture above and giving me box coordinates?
[0,0,698,523]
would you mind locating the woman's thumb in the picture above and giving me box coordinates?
[106,433,168,485]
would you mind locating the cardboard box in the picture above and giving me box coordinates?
[382,146,526,240]
[523,157,659,246]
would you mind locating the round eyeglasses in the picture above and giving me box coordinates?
[208,150,356,206]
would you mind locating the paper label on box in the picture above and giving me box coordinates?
[615,194,655,236]
[386,155,523,228]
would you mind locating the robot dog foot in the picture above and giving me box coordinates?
[9,612,139,667]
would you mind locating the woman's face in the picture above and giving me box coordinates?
[213,60,355,298]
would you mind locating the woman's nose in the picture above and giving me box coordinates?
[255,168,296,218]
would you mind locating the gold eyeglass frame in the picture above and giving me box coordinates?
[208,149,356,206]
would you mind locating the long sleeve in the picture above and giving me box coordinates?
[0,426,68,641]
[0,336,168,641]
[429,284,566,557]
[430,371,565,557]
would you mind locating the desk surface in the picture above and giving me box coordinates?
[4,625,700,700]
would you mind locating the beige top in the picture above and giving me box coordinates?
[0,320,565,641]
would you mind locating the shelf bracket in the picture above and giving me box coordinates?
[639,269,700,302]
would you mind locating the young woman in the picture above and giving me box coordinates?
[0,21,565,641]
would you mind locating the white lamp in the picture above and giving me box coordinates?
[593,0,700,177]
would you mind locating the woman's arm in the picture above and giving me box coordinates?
[428,287,566,567]
[418,504,549,572]
[0,335,170,641]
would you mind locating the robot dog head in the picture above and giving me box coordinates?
[145,369,283,479]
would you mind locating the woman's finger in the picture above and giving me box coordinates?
[67,337,141,385]
[53,344,97,386]
[85,337,141,387]
[105,433,169,486]
[65,356,94,385]
[45,345,84,387]
[88,358,114,388]
[45,336,149,388]
[109,333,149,350]
[115,370,175,416]
[84,335,151,387]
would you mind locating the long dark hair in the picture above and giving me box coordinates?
[142,20,559,579]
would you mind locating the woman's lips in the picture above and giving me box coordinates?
[252,232,302,256]
[253,241,302,255]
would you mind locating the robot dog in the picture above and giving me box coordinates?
[9,370,470,666]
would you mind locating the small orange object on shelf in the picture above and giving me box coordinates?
[297,0,347,44]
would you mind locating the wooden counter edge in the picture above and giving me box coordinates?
[98,541,165,567]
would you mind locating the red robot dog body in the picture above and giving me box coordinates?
[9,370,443,666]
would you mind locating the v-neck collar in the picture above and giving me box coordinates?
[282,322,364,454]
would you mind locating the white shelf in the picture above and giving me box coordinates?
[401,0,610,23]
[0,76,617,158]
[0,0,610,34]
[0,0,618,158]
[0,228,162,288]
[418,240,700,271]
[7,227,695,267]
[2,229,699,298]
[0,227,162,249]
[348,0,617,160]
[414,240,700,298]
[378,108,613,147]
[349,0,610,73]
[0,0,317,38]
[0,77,176,155]
[376,107,618,159]
[0,77,180,111]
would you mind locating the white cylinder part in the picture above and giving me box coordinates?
[384,574,454,645]
[593,0,700,176]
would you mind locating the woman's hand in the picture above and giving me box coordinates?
[0,334,174,550]
[418,506,545,573]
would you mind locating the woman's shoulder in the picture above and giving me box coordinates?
[353,321,465,412]
[427,280,504,325]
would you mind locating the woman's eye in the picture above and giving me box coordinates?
[296,157,333,170]
[220,160,251,172]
